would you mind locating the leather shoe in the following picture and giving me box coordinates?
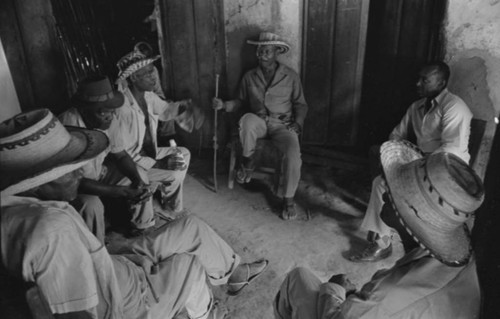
[348,242,392,262]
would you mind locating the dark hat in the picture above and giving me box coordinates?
[72,76,124,109]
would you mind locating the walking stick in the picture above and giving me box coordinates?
[213,74,220,192]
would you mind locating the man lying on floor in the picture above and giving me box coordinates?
[274,140,484,319]
[0,109,268,319]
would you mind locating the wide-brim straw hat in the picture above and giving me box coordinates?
[72,75,124,109]
[381,140,484,266]
[247,32,290,54]
[0,109,109,196]
[116,50,160,82]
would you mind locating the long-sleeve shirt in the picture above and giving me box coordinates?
[317,248,480,319]
[389,88,472,163]
[234,63,308,126]
[110,88,180,170]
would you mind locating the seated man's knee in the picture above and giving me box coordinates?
[239,113,261,131]
[78,195,104,219]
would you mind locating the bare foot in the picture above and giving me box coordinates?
[209,301,229,319]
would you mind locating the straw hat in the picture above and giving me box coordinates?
[116,50,160,82]
[247,32,290,54]
[380,140,484,266]
[72,75,124,109]
[0,109,109,196]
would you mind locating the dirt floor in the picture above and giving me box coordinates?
[108,155,406,319]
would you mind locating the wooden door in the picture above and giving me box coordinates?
[157,0,226,148]
[359,0,446,147]
[302,0,370,146]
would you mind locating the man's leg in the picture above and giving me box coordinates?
[120,214,241,286]
[154,146,191,213]
[350,175,392,262]
[238,113,268,182]
[268,122,301,219]
[274,267,321,319]
[73,194,106,243]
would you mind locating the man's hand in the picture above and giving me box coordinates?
[328,274,356,294]
[156,154,187,171]
[121,186,152,203]
[212,97,225,110]
[287,122,302,134]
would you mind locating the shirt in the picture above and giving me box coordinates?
[0,196,124,318]
[389,89,472,163]
[59,108,125,180]
[236,63,308,125]
[111,88,180,170]
[318,248,480,319]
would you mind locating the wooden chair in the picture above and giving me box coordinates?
[227,135,284,194]
[468,118,487,178]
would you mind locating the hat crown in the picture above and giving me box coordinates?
[117,51,147,72]
[0,109,72,174]
[258,32,281,42]
[75,76,115,103]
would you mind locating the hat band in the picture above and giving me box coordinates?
[79,91,115,103]
[0,116,57,151]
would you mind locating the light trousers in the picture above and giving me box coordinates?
[239,113,302,198]
[359,175,392,238]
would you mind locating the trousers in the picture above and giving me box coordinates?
[359,175,392,238]
[239,113,302,198]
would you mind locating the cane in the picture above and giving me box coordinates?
[213,74,220,192]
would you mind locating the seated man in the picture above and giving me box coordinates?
[60,75,155,240]
[350,61,473,262]
[0,109,268,319]
[213,32,308,220]
[275,140,484,318]
[115,50,194,217]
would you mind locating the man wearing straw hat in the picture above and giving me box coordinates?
[114,50,201,218]
[350,61,473,262]
[59,75,158,240]
[274,140,483,318]
[212,31,308,220]
[0,109,268,319]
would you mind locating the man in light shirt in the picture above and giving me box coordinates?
[114,50,193,219]
[349,61,473,262]
[60,76,155,240]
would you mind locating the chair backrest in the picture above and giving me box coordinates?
[468,118,487,169]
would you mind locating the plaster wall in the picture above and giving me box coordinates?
[223,0,303,96]
[444,0,500,178]
[0,38,21,121]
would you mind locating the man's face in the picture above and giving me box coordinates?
[416,66,446,98]
[81,106,116,130]
[131,64,156,92]
[37,169,84,202]
[256,45,279,67]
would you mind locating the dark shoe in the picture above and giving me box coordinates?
[348,242,392,262]
[236,164,253,184]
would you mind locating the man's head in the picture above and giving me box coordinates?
[416,61,450,98]
[73,76,124,130]
[0,109,108,198]
[247,32,290,67]
[380,140,484,266]
[116,50,159,92]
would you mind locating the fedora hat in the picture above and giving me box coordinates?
[381,140,484,266]
[116,50,159,82]
[72,75,124,109]
[0,109,109,196]
[247,32,290,54]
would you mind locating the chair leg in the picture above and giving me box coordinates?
[228,143,236,189]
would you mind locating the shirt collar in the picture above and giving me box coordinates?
[419,88,448,110]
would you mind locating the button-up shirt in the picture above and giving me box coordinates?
[318,248,480,318]
[389,89,472,163]
[59,108,124,180]
[236,63,308,125]
[110,88,180,170]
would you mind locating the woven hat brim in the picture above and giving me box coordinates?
[246,40,290,54]
[117,56,160,82]
[72,90,124,109]
[381,140,471,266]
[1,127,109,196]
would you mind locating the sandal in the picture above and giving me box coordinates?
[227,259,269,296]
[280,203,298,221]
[208,300,229,319]
[235,164,253,184]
